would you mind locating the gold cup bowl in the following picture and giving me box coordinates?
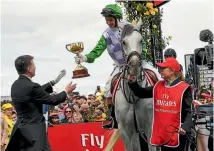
[66,42,90,79]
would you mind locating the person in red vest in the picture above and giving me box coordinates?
[128,57,193,151]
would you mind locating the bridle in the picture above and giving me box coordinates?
[122,28,142,71]
[115,28,143,104]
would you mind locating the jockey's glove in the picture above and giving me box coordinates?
[74,54,87,64]
[50,69,66,86]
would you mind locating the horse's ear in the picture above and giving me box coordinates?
[135,18,143,31]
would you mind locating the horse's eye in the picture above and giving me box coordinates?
[122,41,126,45]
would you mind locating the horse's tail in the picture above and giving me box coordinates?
[104,129,120,151]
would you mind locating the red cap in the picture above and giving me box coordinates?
[201,93,211,98]
[156,57,180,71]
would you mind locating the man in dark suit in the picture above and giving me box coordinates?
[6,55,76,151]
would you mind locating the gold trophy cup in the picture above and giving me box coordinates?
[66,42,90,79]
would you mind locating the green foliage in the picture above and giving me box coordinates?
[118,1,170,63]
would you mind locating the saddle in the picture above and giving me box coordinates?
[142,68,159,86]
[110,73,122,95]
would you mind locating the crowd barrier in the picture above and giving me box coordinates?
[48,122,125,151]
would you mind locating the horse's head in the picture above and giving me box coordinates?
[121,18,143,79]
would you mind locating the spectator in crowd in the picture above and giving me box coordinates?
[87,94,95,105]
[1,103,14,149]
[47,87,110,124]
[198,94,206,104]
[1,111,8,151]
[79,103,90,122]
[49,113,60,125]
[72,112,84,123]
[78,96,87,105]
[62,106,74,124]
[196,86,206,98]
[57,107,65,121]
[88,94,96,101]
[11,111,17,124]
[72,95,80,104]
[94,108,106,122]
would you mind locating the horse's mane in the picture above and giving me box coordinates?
[121,24,135,40]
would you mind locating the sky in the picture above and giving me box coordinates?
[1,0,213,96]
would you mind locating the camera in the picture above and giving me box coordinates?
[192,104,213,132]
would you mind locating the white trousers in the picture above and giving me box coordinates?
[104,65,123,98]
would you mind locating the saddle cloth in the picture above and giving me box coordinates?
[110,68,158,104]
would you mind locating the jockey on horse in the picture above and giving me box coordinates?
[74,4,132,129]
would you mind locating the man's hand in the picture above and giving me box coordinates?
[178,127,186,135]
[128,75,137,83]
[65,81,76,94]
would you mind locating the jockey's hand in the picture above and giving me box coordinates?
[128,75,137,83]
[178,127,186,135]
[74,54,87,64]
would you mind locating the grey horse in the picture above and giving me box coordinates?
[104,18,161,151]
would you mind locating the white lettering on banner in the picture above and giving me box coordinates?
[81,134,104,149]
[95,135,104,148]
[90,133,95,146]
[156,100,176,106]
[81,134,89,147]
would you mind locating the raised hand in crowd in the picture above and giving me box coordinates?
[73,104,80,112]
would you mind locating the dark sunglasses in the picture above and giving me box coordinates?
[66,111,72,113]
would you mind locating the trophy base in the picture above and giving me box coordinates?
[72,68,90,79]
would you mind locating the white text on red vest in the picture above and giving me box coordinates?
[156,100,176,106]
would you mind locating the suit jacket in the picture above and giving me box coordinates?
[6,75,67,151]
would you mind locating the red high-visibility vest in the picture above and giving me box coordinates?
[150,80,189,147]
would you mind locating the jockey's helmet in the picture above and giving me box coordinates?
[164,48,177,58]
[101,4,123,19]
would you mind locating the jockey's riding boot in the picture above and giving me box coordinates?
[102,105,118,129]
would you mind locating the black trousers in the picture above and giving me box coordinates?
[208,136,213,151]
[161,135,188,151]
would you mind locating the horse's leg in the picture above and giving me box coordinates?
[135,98,161,151]
[114,88,134,151]
[118,109,136,151]
[131,132,141,151]
[118,123,133,151]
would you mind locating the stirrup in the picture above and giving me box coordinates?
[102,117,115,130]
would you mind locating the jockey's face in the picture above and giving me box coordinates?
[105,17,116,28]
